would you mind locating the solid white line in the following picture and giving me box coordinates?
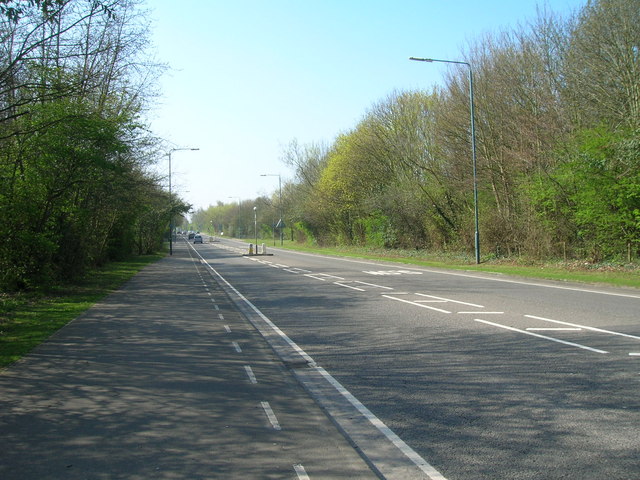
[244,365,258,384]
[382,295,451,314]
[354,280,394,290]
[334,282,366,292]
[525,315,640,340]
[232,341,242,353]
[475,319,608,354]
[316,367,447,479]
[190,246,445,478]
[415,293,484,308]
[293,464,310,480]
[261,401,281,430]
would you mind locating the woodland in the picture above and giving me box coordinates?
[0,0,186,291]
[193,0,639,265]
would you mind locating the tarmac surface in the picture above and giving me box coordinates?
[0,241,380,479]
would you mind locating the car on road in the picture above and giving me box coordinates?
[193,234,203,244]
[188,232,195,239]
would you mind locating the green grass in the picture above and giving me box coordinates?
[274,242,640,289]
[0,254,164,369]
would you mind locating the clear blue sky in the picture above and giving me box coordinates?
[147,0,585,212]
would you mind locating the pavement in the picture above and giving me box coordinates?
[0,240,380,480]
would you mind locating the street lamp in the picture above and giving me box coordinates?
[260,173,283,246]
[253,206,257,249]
[167,147,199,255]
[410,56,480,264]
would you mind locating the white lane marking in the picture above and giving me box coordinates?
[629,353,640,356]
[525,315,640,341]
[383,295,451,314]
[415,293,484,308]
[192,247,445,478]
[268,246,640,299]
[232,341,242,353]
[293,464,310,480]
[214,303,220,310]
[364,270,424,276]
[458,311,504,314]
[275,264,289,268]
[475,319,608,354]
[334,282,366,292]
[261,402,281,430]
[354,280,394,290]
[316,366,447,479]
[526,327,582,331]
[244,365,258,384]
[224,325,231,333]
[218,313,224,320]
[305,273,345,281]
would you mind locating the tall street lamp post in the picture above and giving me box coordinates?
[260,173,283,246]
[410,56,480,264]
[253,206,258,249]
[167,147,199,255]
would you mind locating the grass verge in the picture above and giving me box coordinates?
[0,254,164,369]
[275,242,640,289]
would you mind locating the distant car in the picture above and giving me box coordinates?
[188,232,195,239]
[193,234,203,244]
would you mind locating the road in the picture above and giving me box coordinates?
[192,236,640,480]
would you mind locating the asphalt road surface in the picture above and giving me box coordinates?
[0,241,381,480]
[191,236,640,480]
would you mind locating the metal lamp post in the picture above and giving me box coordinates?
[260,173,283,245]
[253,206,257,248]
[410,56,480,264]
[167,147,199,255]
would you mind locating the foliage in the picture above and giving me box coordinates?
[0,0,170,291]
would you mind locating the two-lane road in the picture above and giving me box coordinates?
[192,237,640,479]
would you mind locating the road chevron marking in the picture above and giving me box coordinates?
[475,318,608,354]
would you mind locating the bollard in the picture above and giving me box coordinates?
[249,243,254,255]
[262,243,266,255]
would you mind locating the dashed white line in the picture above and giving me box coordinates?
[305,273,345,281]
[334,282,366,292]
[244,365,258,384]
[232,341,242,353]
[218,313,224,320]
[475,319,608,354]
[415,293,484,308]
[224,325,231,333]
[293,464,310,480]
[525,315,640,340]
[383,295,451,314]
[458,311,503,315]
[260,401,281,430]
[354,280,394,290]
[526,327,582,331]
